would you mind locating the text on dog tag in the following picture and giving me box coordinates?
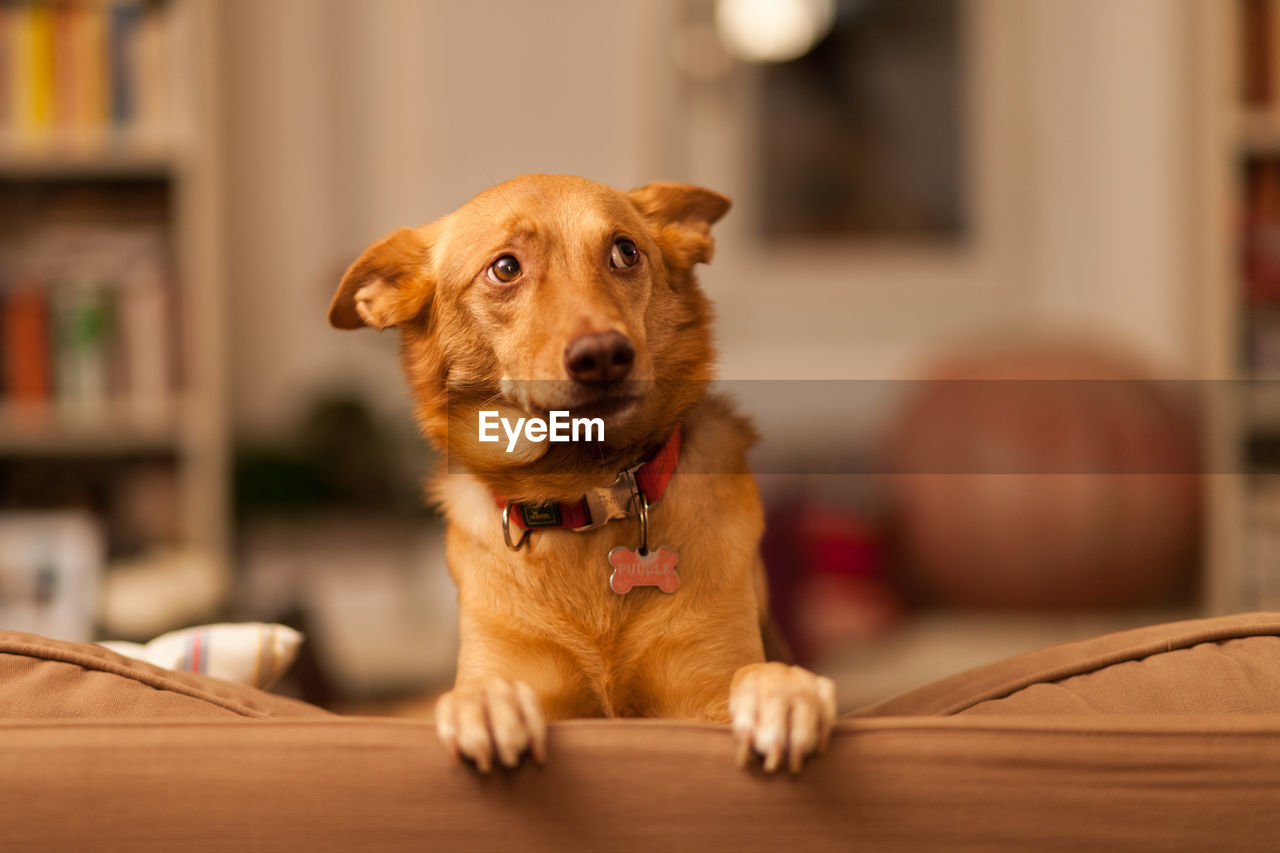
[608,546,680,595]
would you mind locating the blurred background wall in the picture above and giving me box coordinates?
[1,0,1254,710]
[221,0,1197,437]
[222,0,668,439]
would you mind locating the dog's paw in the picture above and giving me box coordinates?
[434,677,546,772]
[730,662,837,774]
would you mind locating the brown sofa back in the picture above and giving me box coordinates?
[2,715,1280,852]
[5,617,1280,850]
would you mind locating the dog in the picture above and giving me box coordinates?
[328,174,836,773]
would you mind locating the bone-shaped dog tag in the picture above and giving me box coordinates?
[608,546,680,594]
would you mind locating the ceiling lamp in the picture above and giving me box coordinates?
[714,0,837,63]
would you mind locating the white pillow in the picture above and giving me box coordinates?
[99,622,302,689]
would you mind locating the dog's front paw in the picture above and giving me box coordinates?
[434,677,546,772]
[730,662,837,774]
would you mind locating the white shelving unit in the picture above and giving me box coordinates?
[1195,0,1280,615]
[0,0,228,583]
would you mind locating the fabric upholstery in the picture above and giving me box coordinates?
[2,716,1280,852]
[5,616,1280,850]
[961,636,1280,715]
[857,612,1280,717]
[0,630,328,721]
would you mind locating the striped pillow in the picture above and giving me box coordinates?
[99,623,302,689]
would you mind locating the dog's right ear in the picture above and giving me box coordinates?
[329,225,436,330]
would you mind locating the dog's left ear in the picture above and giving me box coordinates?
[329,225,436,330]
[627,182,731,268]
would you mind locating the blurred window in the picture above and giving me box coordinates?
[757,0,964,240]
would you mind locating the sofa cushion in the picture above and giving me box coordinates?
[0,631,330,721]
[857,612,1280,717]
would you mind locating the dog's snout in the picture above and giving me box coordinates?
[564,331,634,384]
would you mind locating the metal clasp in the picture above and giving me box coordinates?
[597,465,649,555]
[502,504,531,551]
[633,488,649,556]
[576,463,644,532]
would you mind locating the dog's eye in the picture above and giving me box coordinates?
[488,255,522,284]
[610,239,640,269]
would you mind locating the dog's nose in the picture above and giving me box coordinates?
[564,331,635,384]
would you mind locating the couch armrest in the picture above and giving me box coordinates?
[0,630,328,721]
[857,612,1280,717]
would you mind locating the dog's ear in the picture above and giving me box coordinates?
[329,225,436,330]
[627,182,731,268]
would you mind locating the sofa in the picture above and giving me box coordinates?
[3,612,1280,851]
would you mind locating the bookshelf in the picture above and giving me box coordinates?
[1196,0,1280,613]
[0,0,228,628]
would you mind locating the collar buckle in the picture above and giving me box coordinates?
[574,464,643,532]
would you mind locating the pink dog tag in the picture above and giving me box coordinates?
[608,546,680,594]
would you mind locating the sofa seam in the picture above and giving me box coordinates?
[3,717,1280,740]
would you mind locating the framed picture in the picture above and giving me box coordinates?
[754,0,966,241]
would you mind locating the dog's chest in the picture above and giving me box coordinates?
[560,598,674,717]
[520,540,740,714]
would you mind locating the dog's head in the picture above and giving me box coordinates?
[329,174,729,492]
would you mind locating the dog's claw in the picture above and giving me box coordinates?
[729,663,836,774]
[514,680,548,763]
[435,677,545,772]
[735,736,752,768]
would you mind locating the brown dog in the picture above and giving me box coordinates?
[329,174,836,773]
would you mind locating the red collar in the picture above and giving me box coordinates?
[496,425,681,536]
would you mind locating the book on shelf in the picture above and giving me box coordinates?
[52,279,116,419]
[1240,157,1280,373]
[1247,478,1280,609]
[0,223,176,429]
[0,0,175,153]
[1241,0,1280,110]
[0,281,53,406]
[1247,304,1280,374]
